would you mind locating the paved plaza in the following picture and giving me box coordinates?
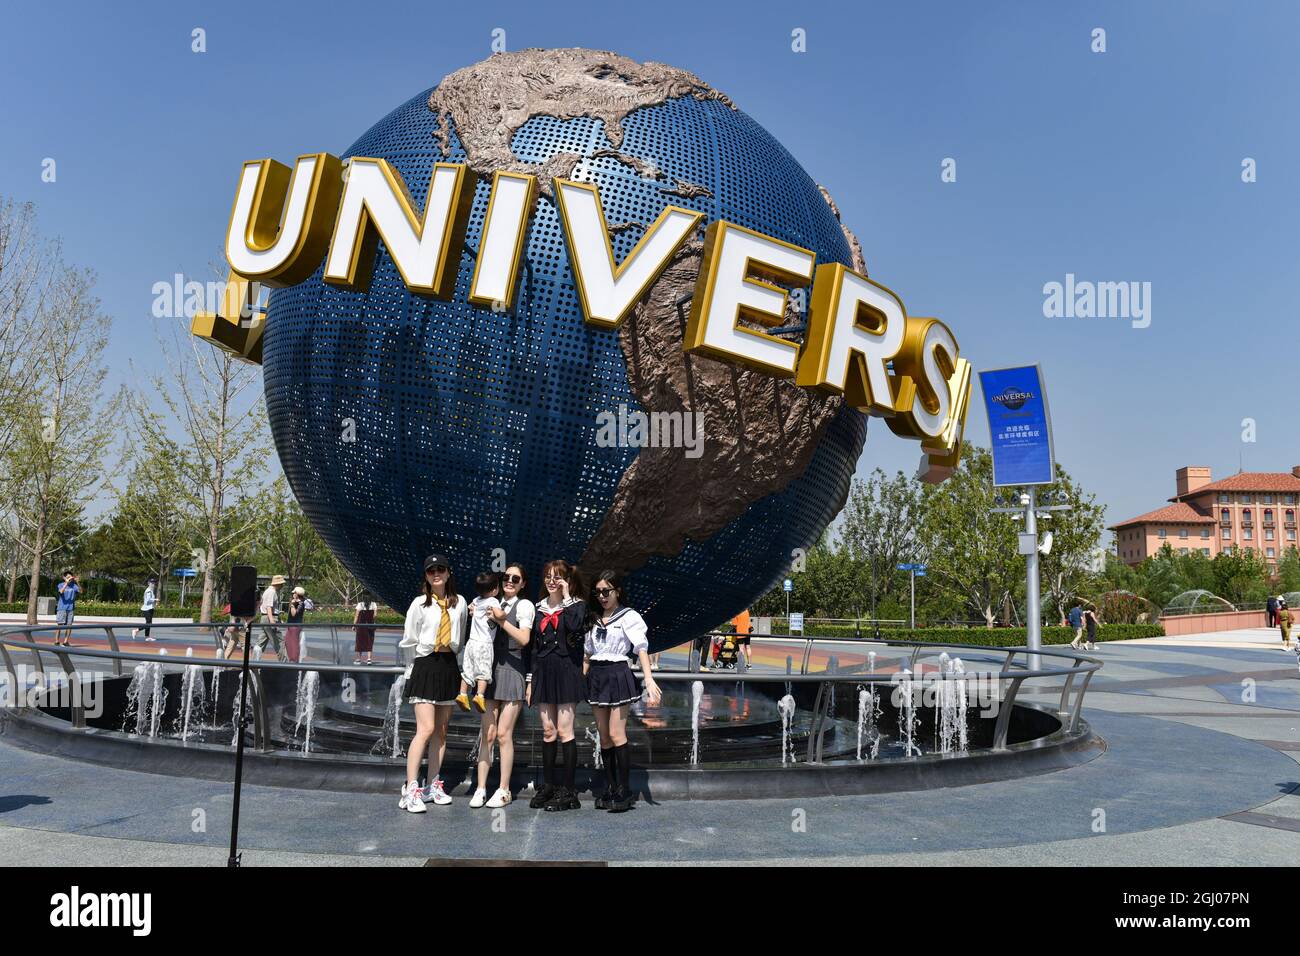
[2,626,1298,865]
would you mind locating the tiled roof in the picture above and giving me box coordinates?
[1172,471,1300,499]
[1109,502,1215,529]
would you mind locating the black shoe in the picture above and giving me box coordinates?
[608,787,633,813]
[594,788,614,811]
[567,788,582,810]
[544,787,575,812]
[529,784,555,809]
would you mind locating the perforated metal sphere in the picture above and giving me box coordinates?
[264,82,866,650]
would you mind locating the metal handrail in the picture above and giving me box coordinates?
[0,622,1103,755]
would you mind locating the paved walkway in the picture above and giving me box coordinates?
[2,627,1299,865]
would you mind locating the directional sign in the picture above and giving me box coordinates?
[915,570,926,577]
[174,568,198,578]
[897,563,927,572]
[789,612,804,633]
[783,578,793,592]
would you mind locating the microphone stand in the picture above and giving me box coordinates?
[227,618,254,867]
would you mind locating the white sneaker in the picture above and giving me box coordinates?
[486,787,512,808]
[422,778,452,806]
[399,781,426,813]
[1086,642,1097,651]
[469,787,488,808]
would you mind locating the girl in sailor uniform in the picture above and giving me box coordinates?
[526,559,587,812]
[397,554,468,813]
[584,570,661,812]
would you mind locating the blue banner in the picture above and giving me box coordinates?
[978,365,1055,486]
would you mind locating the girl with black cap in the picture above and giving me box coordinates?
[584,571,660,812]
[397,554,468,813]
[526,559,586,811]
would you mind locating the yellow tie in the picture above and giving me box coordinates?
[433,594,452,650]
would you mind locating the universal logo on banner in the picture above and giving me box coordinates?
[49,886,151,936]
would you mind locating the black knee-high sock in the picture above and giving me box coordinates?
[615,743,631,792]
[542,739,557,786]
[601,748,615,792]
[562,739,577,790]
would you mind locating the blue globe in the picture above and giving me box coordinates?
[264,52,867,651]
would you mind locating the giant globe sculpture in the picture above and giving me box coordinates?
[263,49,868,651]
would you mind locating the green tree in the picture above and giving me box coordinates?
[916,444,1021,627]
[839,468,923,619]
[1037,464,1107,622]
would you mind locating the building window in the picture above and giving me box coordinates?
[1179,548,1188,555]
[1286,495,1296,505]
[1201,548,1210,556]
[1243,509,1252,521]
[1200,529,1210,538]
[1267,548,1276,559]
[1289,529,1296,541]
[1223,528,1232,540]
[1219,493,1230,503]
[1266,528,1275,541]
[1179,528,1188,539]
[1241,494,1253,504]
[1244,528,1253,540]
[1263,494,1274,505]
[1221,509,1231,522]
[1158,529,1167,538]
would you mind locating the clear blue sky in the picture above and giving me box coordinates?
[3,0,1297,532]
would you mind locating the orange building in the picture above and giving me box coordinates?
[1111,466,1300,566]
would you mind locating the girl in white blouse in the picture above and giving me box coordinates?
[396,554,468,813]
[584,570,661,812]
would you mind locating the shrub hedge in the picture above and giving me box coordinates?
[759,622,1164,645]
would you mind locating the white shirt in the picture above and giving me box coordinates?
[141,586,156,612]
[468,596,501,644]
[400,593,467,658]
[585,607,649,661]
[260,586,280,619]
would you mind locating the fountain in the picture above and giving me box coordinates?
[897,669,920,757]
[372,675,406,758]
[585,724,603,769]
[778,693,797,765]
[856,685,882,760]
[175,649,207,743]
[689,680,704,765]
[293,670,321,753]
[123,660,168,738]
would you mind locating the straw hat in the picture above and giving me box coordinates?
[270,574,286,586]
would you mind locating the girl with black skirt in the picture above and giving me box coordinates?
[526,559,587,811]
[585,571,661,812]
[397,554,468,813]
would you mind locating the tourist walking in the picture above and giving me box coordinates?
[54,570,80,646]
[527,559,587,811]
[1279,598,1293,650]
[471,562,534,809]
[258,574,287,660]
[585,571,661,812]
[1083,607,1099,651]
[1267,594,1279,628]
[132,576,159,641]
[284,586,307,662]
[732,608,754,669]
[353,593,378,665]
[397,554,467,813]
[1067,603,1085,649]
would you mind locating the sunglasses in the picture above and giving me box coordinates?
[502,574,524,584]
[425,565,448,574]
[594,587,616,598]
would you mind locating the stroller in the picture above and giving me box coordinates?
[713,631,740,670]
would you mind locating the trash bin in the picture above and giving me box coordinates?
[37,597,54,617]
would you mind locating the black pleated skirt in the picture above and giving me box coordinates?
[586,659,641,707]
[531,652,586,705]
[404,651,460,704]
